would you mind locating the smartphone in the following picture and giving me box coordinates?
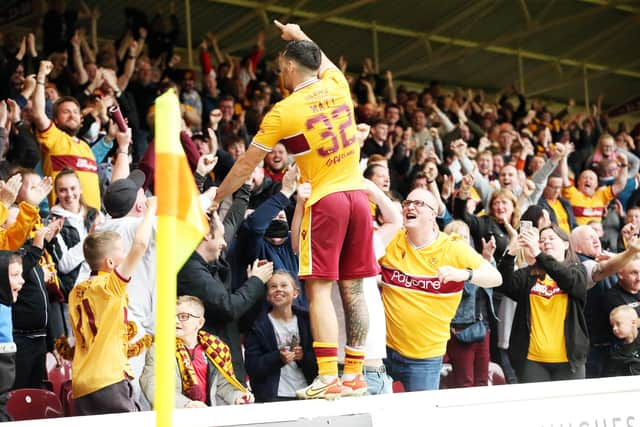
[43,213,63,226]
[520,220,532,234]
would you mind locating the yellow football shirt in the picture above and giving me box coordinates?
[37,123,101,209]
[527,274,569,363]
[252,69,363,206]
[379,231,485,359]
[547,199,571,235]
[69,270,132,398]
[562,185,614,226]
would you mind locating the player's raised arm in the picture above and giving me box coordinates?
[274,20,337,76]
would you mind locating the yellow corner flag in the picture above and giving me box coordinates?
[154,90,209,427]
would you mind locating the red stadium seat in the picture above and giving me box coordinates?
[47,360,72,398]
[488,362,507,386]
[392,380,405,393]
[60,380,78,417]
[6,388,64,420]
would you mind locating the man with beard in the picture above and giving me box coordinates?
[263,142,288,183]
[32,60,101,209]
[214,21,378,399]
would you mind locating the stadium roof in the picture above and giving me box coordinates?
[15,0,640,110]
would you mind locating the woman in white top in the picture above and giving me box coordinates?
[48,168,101,336]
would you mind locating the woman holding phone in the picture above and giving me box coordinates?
[497,223,589,382]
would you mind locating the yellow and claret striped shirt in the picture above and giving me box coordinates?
[379,231,484,359]
[37,123,101,209]
[562,185,614,226]
[253,69,363,206]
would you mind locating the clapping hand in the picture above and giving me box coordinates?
[24,176,53,207]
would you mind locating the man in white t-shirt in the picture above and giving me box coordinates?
[99,170,156,408]
[332,179,403,394]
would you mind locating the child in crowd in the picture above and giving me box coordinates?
[140,295,254,408]
[0,251,25,421]
[69,197,156,415]
[606,305,640,376]
[245,270,317,402]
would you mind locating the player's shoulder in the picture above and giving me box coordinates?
[321,68,349,88]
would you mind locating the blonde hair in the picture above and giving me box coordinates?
[489,188,520,228]
[610,305,638,321]
[83,231,121,271]
[267,270,299,291]
[443,220,469,236]
[177,295,205,317]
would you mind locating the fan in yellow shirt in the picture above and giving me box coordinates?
[379,188,502,392]
[560,153,627,225]
[69,197,156,416]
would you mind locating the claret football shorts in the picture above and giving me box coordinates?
[298,189,379,280]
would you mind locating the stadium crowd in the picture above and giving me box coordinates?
[0,0,639,419]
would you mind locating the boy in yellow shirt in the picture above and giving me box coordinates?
[69,197,156,415]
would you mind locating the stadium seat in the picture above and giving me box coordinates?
[488,362,507,386]
[47,359,72,398]
[60,380,78,417]
[45,352,57,373]
[439,363,454,389]
[6,388,64,420]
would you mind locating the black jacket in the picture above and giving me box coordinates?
[11,244,47,334]
[244,306,317,402]
[177,253,265,386]
[497,253,589,375]
[47,208,97,298]
[604,284,640,317]
[604,336,640,377]
[453,196,510,264]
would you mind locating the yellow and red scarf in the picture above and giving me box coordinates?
[176,330,246,402]
[55,320,153,360]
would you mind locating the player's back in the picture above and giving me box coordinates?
[253,69,363,205]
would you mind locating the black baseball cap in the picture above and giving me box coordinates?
[103,169,146,218]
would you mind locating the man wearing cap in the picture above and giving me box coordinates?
[98,169,155,408]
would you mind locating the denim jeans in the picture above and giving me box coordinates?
[384,347,443,392]
[364,366,393,395]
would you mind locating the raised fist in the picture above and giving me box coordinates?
[38,60,54,77]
